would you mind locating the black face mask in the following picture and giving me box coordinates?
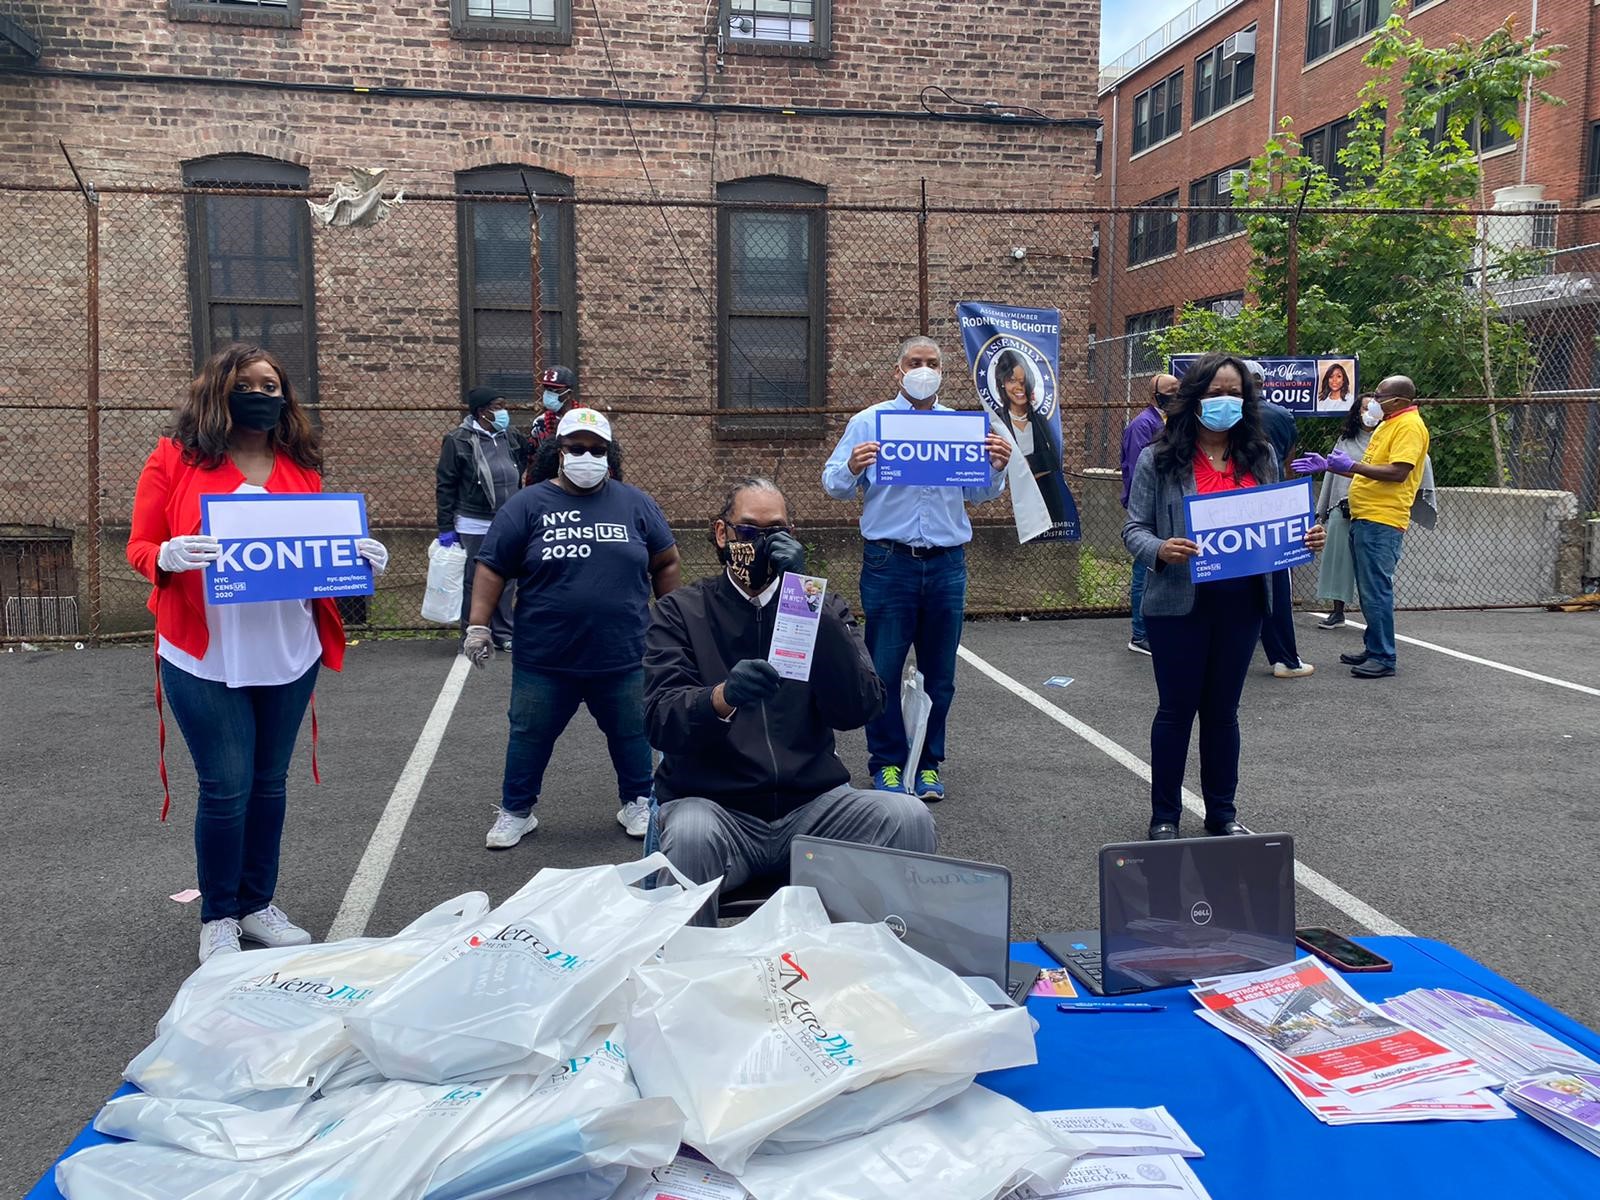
[720,531,777,595]
[229,390,284,432]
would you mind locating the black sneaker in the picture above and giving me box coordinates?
[1316,612,1344,630]
[1339,650,1369,666]
[1127,638,1153,656]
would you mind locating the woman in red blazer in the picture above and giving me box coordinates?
[128,344,389,964]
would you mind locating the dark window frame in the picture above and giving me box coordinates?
[455,165,578,404]
[1301,116,1359,188]
[720,0,831,60]
[449,0,572,45]
[1128,190,1179,266]
[715,176,827,439]
[1132,69,1184,155]
[1432,103,1516,156]
[182,154,318,403]
[1196,291,1246,318]
[1193,26,1256,122]
[1586,123,1600,199]
[1306,0,1391,66]
[170,0,300,28]
[1187,162,1248,246]
[1126,307,1175,374]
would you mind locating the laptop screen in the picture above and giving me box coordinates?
[1099,834,1296,994]
[789,837,1012,986]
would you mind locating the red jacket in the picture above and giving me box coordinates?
[127,438,346,671]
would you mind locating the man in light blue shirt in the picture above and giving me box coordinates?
[822,336,1011,801]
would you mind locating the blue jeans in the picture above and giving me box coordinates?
[1130,556,1149,643]
[859,544,966,775]
[503,665,652,815]
[1143,577,1263,830]
[1352,519,1405,668]
[159,658,319,925]
[1258,569,1302,669]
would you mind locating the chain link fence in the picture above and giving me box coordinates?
[2,184,1596,645]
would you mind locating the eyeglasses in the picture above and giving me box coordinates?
[728,523,794,540]
[561,446,608,458]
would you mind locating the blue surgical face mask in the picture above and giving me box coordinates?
[1199,395,1244,432]
[542,390,564,413]
[490,408,510,432]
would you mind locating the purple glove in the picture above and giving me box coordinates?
[438,532,460,548]
[1325,448,1355,474]
[1290,449,1354,475]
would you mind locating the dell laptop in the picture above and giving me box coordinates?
[1039,834,1296,996]
[790,836,1042,1004]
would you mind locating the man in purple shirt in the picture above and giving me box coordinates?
[1120,373,1180,655]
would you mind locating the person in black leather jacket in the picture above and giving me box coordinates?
[435,387,530,648]
[643,477,936,923]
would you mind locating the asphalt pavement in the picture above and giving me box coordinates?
[2,607,1596,1194]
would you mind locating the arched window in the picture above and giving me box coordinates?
[716,176,826,416]
[183,155,316,401]
[456,166,576,400]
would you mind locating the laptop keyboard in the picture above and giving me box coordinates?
[1060,939,1104,985]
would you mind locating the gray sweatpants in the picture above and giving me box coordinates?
[659,784,937,926]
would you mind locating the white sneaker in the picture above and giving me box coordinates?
[1272,661,1316,678]
[199,917,242,964]
[486,808,538,849]
[617,797,651,839]
[240,903,313,948]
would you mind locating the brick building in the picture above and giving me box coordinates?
[0,1,1100,633]
[1091,0,1600,417]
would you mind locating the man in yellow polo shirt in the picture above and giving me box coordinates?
[1292,376,1428,679]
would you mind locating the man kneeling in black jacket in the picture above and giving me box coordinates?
[644,477,937,924]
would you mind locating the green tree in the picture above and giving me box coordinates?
[1153,5,1561,484]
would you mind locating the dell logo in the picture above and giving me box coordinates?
[1190,901,1213,926]
[884,914,908,939]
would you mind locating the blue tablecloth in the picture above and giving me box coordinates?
[29,937,1600,1199]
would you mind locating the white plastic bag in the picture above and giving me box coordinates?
[123,892,489,1102]
[735,1085,1090,1200]
[625,918,1039,1172]
[92,1082,389,1160]
[348,856,720,1084]
[660,886,832,962]
[901,668,931,782]
[422,539,468,623]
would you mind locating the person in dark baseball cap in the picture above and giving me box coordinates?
[530,365,577,452]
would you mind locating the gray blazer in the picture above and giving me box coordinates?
[1122,445,1280,618]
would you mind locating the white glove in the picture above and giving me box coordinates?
[157,535,221,573]
[463,624,494,668]
[356,537,389,575]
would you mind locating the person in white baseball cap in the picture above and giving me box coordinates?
[465,408,683,849]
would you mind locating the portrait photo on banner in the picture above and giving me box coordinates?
[956,300,1081,544]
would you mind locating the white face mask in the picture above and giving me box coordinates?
[901,366,942,401]
[561,451,609,489]
[1362,399,1384,428]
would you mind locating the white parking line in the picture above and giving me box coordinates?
[1307,613,1600,698]
[327,653,473,941]
[956,644,1414,937]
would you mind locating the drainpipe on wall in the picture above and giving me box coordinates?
[1519,0,1539,185]
[1267,0,1283,139]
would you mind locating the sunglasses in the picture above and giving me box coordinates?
[728,523,794,541]
[561,446,608,458]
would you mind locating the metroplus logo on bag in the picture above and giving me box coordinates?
[234,970,375,1008]
[463,924,585,972]
[769,951,861,1069]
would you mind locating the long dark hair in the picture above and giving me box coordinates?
[172,344,321,471]
[1319,362,1350,402]
[1152,352,1271,482]
[993,348,1062,470]
[529,434,624,484]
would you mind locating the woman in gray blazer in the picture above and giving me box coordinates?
[1122,353,1325,840]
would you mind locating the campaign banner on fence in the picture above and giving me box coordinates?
[1184,478,1315,584]
[957,300,1080,543]
[1170,355,1358,416]
[873,409,991,487]
[201,492,373,605]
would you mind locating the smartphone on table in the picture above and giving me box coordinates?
[1295,927,1393,972]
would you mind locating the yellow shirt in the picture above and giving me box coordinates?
[1347,409,1430,530]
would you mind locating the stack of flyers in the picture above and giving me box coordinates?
[1009,1154,1212,1200]
[1503,1071,1600,1158]
[1033,1107,1201,1158]
[1379,989,1600,1086]
[1189,958,1506,1125]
